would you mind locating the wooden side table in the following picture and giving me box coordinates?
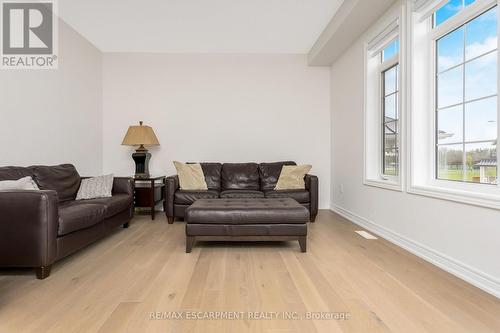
[133,176,165,220]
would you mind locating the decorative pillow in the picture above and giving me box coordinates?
[275,165,312,190]
[174,161,208,190]
[76,174,114,200]
[0,176,39,190]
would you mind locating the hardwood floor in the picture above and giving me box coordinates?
[1,210,499,333]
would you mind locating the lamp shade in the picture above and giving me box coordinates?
[121,121,160,146]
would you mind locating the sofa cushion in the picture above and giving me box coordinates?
[265,190,310,203]
[83,194,132,218]
[31,164,81,202]
[200,163,222,190]
[58,202,106,236]
[275,165,312,190]
[174,190,220,205]
[0,166,33,181]
[174,162,208,190]
[220,190,265,199]
[76,174,114,200]
[0,176,39,190]
[221,163,260,190]
[258,161,296,191]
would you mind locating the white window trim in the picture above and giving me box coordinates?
[407,0,500,210]
[364,1,406,191]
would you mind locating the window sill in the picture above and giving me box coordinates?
[408,183,500,210]
[364,178,403,192]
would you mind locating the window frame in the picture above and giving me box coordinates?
[381,58,401,179]
[408,0,500,209]
[363,3,406,191]
[431,2,498,185]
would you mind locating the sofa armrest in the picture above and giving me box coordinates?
[112,177,134,196]
[305,174,318,221]
[0,190,58,268]
[164,175,179,222]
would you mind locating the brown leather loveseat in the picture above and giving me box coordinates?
[165,161,318,223]
[0,164,134,279]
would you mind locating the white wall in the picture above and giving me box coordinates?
[0,20,103,175]
[331,37,500,296]
[102,54,331,208]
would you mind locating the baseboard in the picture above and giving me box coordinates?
[330,205,500,299]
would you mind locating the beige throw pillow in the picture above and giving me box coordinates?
[173,161,208,190]
[275,165,312,190]
[0,176,39,190]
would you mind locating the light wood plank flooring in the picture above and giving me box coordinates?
[1,210,499,333]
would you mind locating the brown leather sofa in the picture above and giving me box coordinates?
[165,161,318,223]
[0,164,134,279]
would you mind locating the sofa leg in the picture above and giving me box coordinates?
[186,236,195,253]
[310,215,317,223]
[123,222,130,228]
[35,265,52,279]
[167,216,174,224]
[298,236,307,253]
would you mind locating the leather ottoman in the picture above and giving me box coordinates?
[184,198,309,253]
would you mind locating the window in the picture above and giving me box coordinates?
[381,41,400,176]
[434,0,477,27]
[382,39,400,61]
[409,0,500,209]
[364,5,404,191]
[435,6,498,184]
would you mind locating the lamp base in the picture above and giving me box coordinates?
[132,146,151,178]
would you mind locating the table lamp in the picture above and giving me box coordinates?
[121,121,160,178]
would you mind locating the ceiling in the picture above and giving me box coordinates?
[58,0,344,53]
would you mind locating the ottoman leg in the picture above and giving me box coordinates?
[186,236,195,253]
[298,236,307,253]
